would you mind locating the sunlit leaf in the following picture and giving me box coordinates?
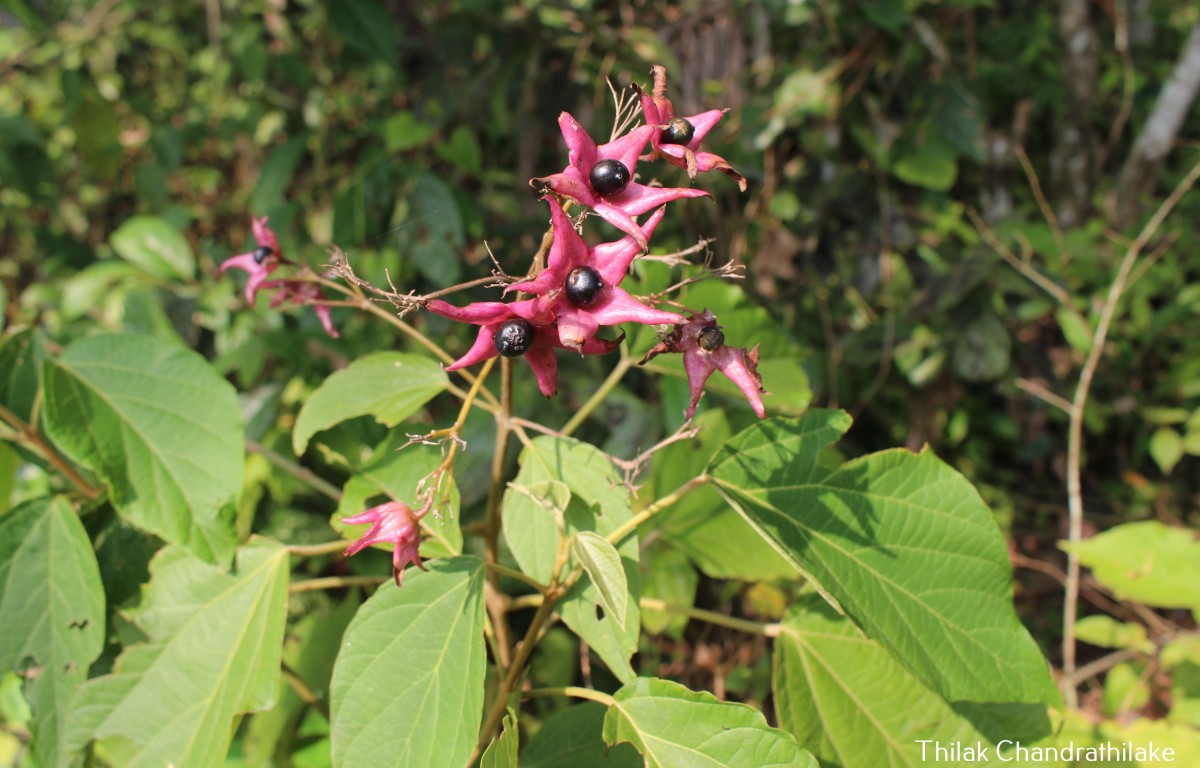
[708,410,1059,706]
[292,352,447,455]
[573,532,629,631]
[109,216,195,280]
[65,538,289,767]
[603,678,815,767]
[1062,521,1200,609]
[330,557,486,768]
[0,497,104,768]
[43,334,242,564]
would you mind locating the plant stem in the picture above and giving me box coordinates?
[560,349,633,436]
[522,686,615,706]
[288,575,385,593]
[0,402,101,500]
[247,439,342,501]
[483,357,515,671]
[1061,155,1200,707]
[606,475,709,546]
[286,540,347,557]
[281,661,331,721]
[485,561,547,593]
[639,597,782,637]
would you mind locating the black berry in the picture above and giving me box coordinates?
[661,117,695,146]
[589,159,631,196]
[698,325,724,351]
[493,318,535,357]
[565,266,604,307]
[252,246,275,264]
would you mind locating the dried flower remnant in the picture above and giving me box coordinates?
[341,499,430,586]
[261,278,340,338]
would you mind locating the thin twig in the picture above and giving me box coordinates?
[1015,378,1074,414]
[967,207,1071,305]
[288,575,385,593]
[248,440,342,501]
[1014,146,1066,259]
[1061,154,1200,707]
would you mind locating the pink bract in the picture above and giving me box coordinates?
[636,65,747,191]
[341,500,427,587]
[505,197,681,349]
[426,295,622,397]
[530,112,709,249]
[641,309,766,419]
[220,216,281,304]
[262,279,340,338]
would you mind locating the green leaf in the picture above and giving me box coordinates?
[395,173,465,286]
[480,708,518,768]
[1149,427,1185,474]
[774,596,1053,768]
[1102,661,1151,717]
[1055,307,1094,354]
[640,542,697,638]
[651,410,798,581]
[1161,636,1200,727]
[384,111,436,152]
[292,352,448,455]
[43,334,242,564]
[0,329,45,423]
[66,538,290,767]
[708,411,1059,706]
[330,557,486,768]
[573,532,629,631]
[603,678,816,768]
[502,437,640,681]
[893,127,957,191]
[1062,521,1200,609]
[251,134,309,213]
[1074,615,1151,652]
[109,215,195,280]
[0,497,104,768]
[327,0,395,60]
[334,435,462,559]
[523,702,641,767]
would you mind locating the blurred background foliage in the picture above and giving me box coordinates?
[2,0,1199,726]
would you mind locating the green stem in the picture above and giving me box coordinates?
[248,439,342,501]
[288,575,385,593]
[523,686,615,706]
[561,350,633,436]
[286,540,347,557]
[0,401,101,500]
[639,597,782,637]
[606,475,709,546]
[485,561,546,593]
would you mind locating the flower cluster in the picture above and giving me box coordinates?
[224,66,767,586]
[428,66,759,410]
[220,216,340,338]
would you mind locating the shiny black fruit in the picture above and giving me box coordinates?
[589,159,631,196]
[565,266,604,307]
[698,325,725,351]
[493,318,535,357]
[661,118,695,146]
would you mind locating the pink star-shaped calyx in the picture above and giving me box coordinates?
[530,112,710,249]
[636,65,747,191]
[221,216,282,304]
[341,499,430,586]
[640,309,766,419]
[505,197,681,350]
[426,295,622,397]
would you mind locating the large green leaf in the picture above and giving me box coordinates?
[1062,521,1200,609]
[330,557,486,768]
[65,538,290,767]
[480,708,518,768]
[0,497,104,768]
[0,329,45,423]
[503,436,640,681]
[109,215,195,280]
[774,595,1052,768]
[651,410,797,581]
[708,411,1058,706]
[292,352,448,455]
[522,702,641,767]
[603,678,816,767]
[42,334,242,563]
